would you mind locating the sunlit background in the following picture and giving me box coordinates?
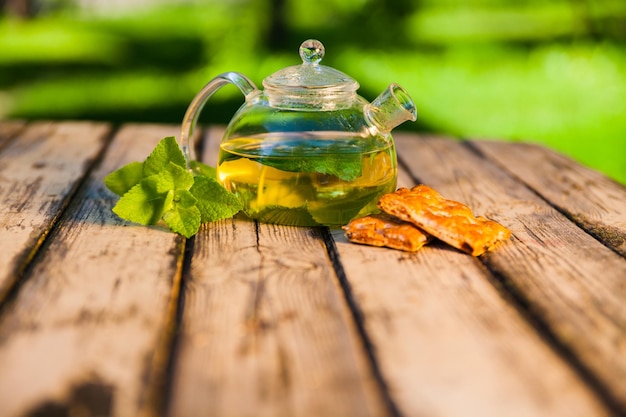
[1,0,625,184]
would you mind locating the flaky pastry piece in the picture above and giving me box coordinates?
[378,185,511,256]
[342,213,431,252]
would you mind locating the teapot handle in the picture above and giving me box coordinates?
[179,72,257,168]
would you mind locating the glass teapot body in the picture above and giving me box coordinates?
[179,40,416,227]
[217,92,398,226]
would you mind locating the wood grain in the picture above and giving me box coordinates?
[0,121,111,303]
[168,127,388,417]
[169,218,387,417]
[0,120,26,148]
[332,228,611,417]
[1,121,624,417]
[326,138,612,416]
[0,124,185,417]
[395,133,626,412]
[469,140,626,257]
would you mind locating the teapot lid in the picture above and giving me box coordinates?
[263,39,359,109]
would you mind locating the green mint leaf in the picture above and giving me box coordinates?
[259,154,362,181]
[150,161,194,193]
[232,138,366,181]
[162,187,175,213]
[112,179,170,225]
[190,160,217,180]
[173,188,198,208]
[104,161,144,196]
[163,190,201,238]
[144,136,186,176]
[107,135,243,238]
[169,162,194,190]
[190,176,243,222]
[141,174,180,212]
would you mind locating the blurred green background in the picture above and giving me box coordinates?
[1,0,625,184]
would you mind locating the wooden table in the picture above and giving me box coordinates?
[0,120,625,417]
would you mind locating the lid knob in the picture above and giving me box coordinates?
[299,39,325,64]
[263,39,359,109]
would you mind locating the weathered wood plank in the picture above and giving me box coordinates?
[470,140,626,257]
[168,128,387,417]
[0,124,186,417]
[0,121,111,303]
[0,120,26,148]
[327,143,611,416]
[395,133,626,412]
[331,229,611,417]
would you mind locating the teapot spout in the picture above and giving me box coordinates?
[365,84,417,134]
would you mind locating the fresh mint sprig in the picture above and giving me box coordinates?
[104,136,242,238]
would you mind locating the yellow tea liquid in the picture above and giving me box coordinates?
[217,133,397,226]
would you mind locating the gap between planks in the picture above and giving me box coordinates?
[166,126,392,417]
[462,138,626,414]
[0,121,115,307]
[331,158,611,416]
[184,127,619,417]
[320,227,403,417]
[394,133,626,415]
[466,139,626,258]
[0,124,192,417]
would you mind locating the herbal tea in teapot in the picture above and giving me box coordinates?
[217,131,396,226]
[179,39,416,227]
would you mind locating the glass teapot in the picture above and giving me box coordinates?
[179,39,417,227]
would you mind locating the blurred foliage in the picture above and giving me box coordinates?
[0,0,625,184]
